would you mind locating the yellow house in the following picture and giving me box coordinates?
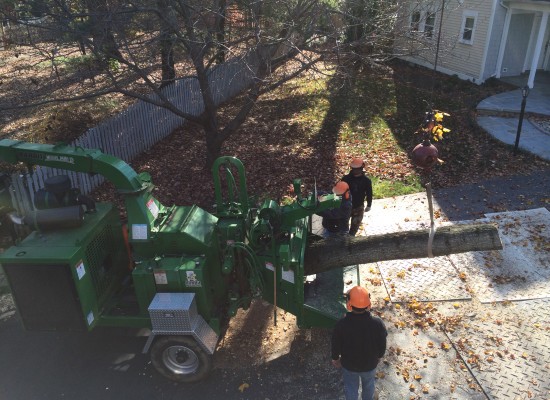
[394,0,550,88]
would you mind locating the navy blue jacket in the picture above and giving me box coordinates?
[317,195,352,233]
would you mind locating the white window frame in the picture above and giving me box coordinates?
[424,11,436,39]
[410,10,422,32]
[409,6,437,40]
[459,10,478,45]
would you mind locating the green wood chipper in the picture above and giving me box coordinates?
[0,139,351,383]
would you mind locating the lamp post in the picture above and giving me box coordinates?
[513,85,530,155]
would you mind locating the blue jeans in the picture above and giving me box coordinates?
[342,367,376,400]
[322,229,349,238]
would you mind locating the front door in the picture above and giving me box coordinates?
[501,13,535,76]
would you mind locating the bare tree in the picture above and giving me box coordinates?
[1,0,407,166]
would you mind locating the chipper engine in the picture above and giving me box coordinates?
[0,139,351,383]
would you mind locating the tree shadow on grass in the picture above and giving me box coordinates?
[303,68,400,191]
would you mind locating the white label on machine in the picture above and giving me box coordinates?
[154,270,168,285]
[76,261,86,280]
[282,269,295,284]
[185,271,202,287]
[87,311,94,326]
[132,224,148,240]
[146,199,159,219]
[265,262,294,283]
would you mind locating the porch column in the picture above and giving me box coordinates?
[496,9,513,78]
[528,11,549,88]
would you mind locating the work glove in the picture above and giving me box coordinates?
[365,206,371,212]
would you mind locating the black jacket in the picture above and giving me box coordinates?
[331,311,387,372]
[342,172,373,209]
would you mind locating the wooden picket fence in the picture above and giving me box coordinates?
[7,55,258,214]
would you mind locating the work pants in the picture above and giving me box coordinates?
[349,206,364,236]
[341,367,376,400]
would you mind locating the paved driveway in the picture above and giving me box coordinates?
[360,201,550,399]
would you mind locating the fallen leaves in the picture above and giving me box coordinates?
[441,342,452,351]
[401,368,410,382]
[238,382,249,393]
[493,274,526,285]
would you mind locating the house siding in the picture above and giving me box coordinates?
[442,0,494,80]
[395,0,497,82]
[395,0,550,83]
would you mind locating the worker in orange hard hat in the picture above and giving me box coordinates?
[342,157,373,236]
[316,181,352,236]
[332,181,350,197]
[331,285,387,400]
[345,286,371,311]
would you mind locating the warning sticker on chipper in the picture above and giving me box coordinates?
[154,270,168,285]
[86,311,94,326]
[76,261,86,280]
[146,199,159,219]
[186,271,202,287]
[282,269,295,284]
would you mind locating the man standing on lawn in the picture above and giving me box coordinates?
[331,286,387,400]
[342,158,373,236]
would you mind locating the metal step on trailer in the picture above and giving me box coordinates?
[305,215,366,320]
[303,264,364,321]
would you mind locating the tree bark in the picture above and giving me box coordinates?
[214,0,227,64]
[158,0,176,88]
[304,223,502,275]
[85,0,122,60]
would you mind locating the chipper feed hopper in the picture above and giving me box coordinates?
[0,139,353,382]
[0,139,502,382]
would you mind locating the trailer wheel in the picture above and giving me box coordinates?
[150,336,212,383]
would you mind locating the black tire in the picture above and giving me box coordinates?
[150,336,212,383]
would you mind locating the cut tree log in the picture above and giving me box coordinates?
[303,223,502,275]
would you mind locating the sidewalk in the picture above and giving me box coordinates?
[476,84,550,161]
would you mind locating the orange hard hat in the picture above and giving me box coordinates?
[332,181,349,195]
[346,286,371,311]
[350,158,364,169]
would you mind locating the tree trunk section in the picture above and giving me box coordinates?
[304,223,502,275]
[160,37,175,87]
[85,0,122,60]
[158,0,176,87]
[205,128,223,169]
[214,0,227,64]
